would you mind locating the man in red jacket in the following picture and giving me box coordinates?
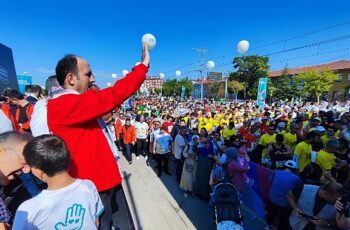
[47,44,150,230]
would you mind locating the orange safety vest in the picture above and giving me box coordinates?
[15,103,34,131]
[0,103,20,130]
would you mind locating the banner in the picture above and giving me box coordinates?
[17,74,32,94]
[181,86,186,98]
[257,78,268,109]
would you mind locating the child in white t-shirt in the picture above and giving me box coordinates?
[13,134,104,230]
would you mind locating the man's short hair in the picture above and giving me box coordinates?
[55,55,79,86]
[23,135,71,177]
[323,182,343,195]
[7,89,24,100]
[30,85,41,94]
[0,131,33,146]
[45,75,60,97]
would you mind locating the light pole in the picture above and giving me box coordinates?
[224,74,229,101]
[159,73,165,97]
[192,48,215,101]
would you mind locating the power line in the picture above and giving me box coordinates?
[164,20,350,75]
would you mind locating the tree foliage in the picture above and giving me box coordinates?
[160,78,193,97]
[207,82,225,98]
[294,68,337,103]
[228,80,246,94]
[229,55,270,98]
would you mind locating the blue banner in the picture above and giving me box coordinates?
[181,86,186,97]
[257,78,268,109]
[17,74,32,94]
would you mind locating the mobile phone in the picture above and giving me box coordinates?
[299,212,317,220]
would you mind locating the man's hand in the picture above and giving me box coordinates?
[335,198,346,212]
[141,43,150,67]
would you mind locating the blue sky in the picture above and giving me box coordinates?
[1,0,350,87]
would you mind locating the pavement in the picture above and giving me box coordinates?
[116,152,266,230]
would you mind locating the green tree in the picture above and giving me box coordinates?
[267,78,277,103]
[228,80,245,100]
[207,82,225,98]
[159,78,193,97]
[230,55,270,98]
[295,68,337,103]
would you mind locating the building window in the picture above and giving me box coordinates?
[347,73,350,81]
[337,73,343,81]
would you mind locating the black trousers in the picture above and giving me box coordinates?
[266,200,292,230]
[136,138,148,157]
[156,153,169,175]
[175,158,184,183]
[99,187,118,230]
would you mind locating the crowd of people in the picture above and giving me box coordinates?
[105,97,350,229]
[1,45,350,229]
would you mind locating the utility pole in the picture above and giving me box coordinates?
[192,47,208,101]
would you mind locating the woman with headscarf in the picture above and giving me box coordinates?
[194,140,215,200]
[180,135,199,197]
[227,146,250,193]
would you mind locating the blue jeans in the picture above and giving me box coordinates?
[125,144,133,162]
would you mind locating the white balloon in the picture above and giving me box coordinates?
[142,33,157,50]
[135,62,141,66]
[107,82,112,87]
[207,61,215,70]
[159,73,165,79]
[237,40,250,54]
[122,70,129,77]
[111,73,117,79]
[175,70,181,77]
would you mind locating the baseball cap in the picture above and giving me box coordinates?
[315,126,326,133]
[284,160,298,169]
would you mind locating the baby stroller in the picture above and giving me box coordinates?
[211,183,244,230]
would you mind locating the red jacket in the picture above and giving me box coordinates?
[47,64,148,191]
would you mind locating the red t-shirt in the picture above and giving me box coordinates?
[163,121,174,134]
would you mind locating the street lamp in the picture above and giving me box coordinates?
[159,73,165,97]
[223,73,229,101]
[192,47,215,101]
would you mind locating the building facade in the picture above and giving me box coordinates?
[143,76,164,92]
[269,60,350,101]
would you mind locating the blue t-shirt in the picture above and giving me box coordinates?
[155,133,172,154]
[269,170,302,208]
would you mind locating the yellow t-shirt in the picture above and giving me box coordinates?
[223,127,236,140]
[259,133,276,157]
[284,132,297,148]
[316,149,336,172]
[321,135,329,146]
[294,141,312,172]
[220,119,230,126]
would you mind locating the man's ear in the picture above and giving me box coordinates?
[31,167,45,181]
[21,164,31,173]
[65,73,76,86]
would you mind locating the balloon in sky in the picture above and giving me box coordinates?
[175,70,181,77]
[159,73,165,79]
[122,70,129,77]
[237,40,249,54]
[111,74,117,79]
[142,33,157,50]
[207,61,215,70]
[107,82,112,87]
